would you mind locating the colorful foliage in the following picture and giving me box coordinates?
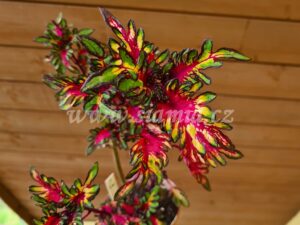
[31,7,249,225]
[98,175,185,225]
[156,80,243,190]
[29,163,99,225]
[115,124,171,199]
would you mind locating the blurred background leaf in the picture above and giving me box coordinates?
[0,199,27,225]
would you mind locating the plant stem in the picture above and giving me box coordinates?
[71,54,86,75]
[82,210,92,220]
[84,206,102,214]
[112,140,125,184]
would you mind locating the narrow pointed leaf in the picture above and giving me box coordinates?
[213,48,250,60]
[78,28,94,36]
[84,162,99,185]
[81,37,104,57]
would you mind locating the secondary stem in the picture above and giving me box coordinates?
[112,140,125,184]
[71,54,86,75]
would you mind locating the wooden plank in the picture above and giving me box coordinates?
[0,151,131,182]
[1,2,300,65]
[0,109,299,148]
[229,124,300,149]
[11,0,300,22]
[0,82,58,110]
[212,96,300,127]
[0,109,93,135]
[0,181,34,224]
[209,63,300,101]
[0,46,50,82]
[1,82,300,126]
[1,131,299,168]
[0,150,299,191]
[0,131,86,154]
[1,46,300,99]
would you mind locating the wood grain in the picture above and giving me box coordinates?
[0,46,50,82]
[0,1,299,225]
[12,0,300,21]
[1,2,300,65]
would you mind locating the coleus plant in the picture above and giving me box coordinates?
[30,8,249,225]
[30,163,187,224]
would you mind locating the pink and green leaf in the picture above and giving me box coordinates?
[157,82,243,190]
[116,124,171,199]
[114,181,136,201]
[29,168,63,204]
[100,8,143,61]
[169,39,249,92]
[83,92,122,120]
[62,163,100,207]
[43,75,87,110]
[34,215,61,225]
[86,127,112,155]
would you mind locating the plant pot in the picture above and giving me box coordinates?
[156,194,179,225]
[97,185,180,225]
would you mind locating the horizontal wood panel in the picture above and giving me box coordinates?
[1,131,299,168]
[1,2,300,65]
[229,124,300,149]
[19,0,300,21]
[0,47,50,82]
[214,96,300,127]
[0,131,86,153]
[0,82,58,110]
[1,150,299,190]
[0,108,299,148]
[0,109,95,135]
[1,82,300,127]
[1,46,300,100]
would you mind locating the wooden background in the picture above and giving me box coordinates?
[0,0,300,224]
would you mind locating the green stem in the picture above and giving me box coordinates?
[112,140,125,184]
